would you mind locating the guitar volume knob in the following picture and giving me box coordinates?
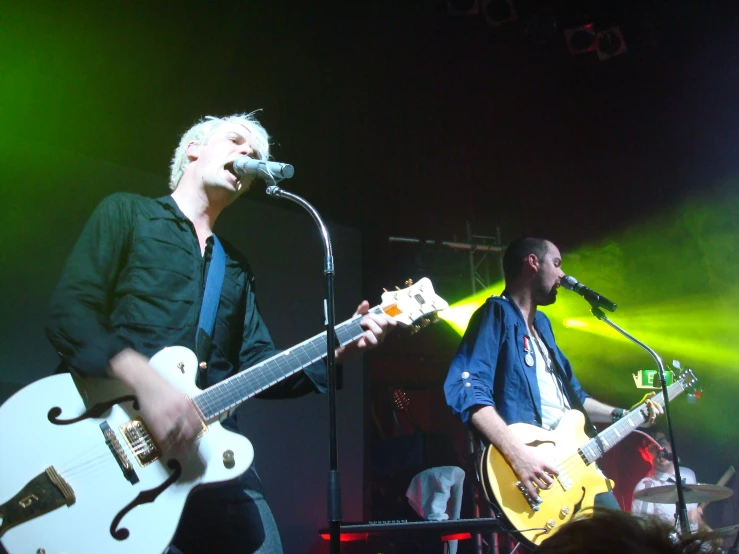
[223,450,235,469]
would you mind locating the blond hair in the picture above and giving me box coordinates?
[169,112,271,190]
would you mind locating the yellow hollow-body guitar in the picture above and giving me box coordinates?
[479,365,698,547]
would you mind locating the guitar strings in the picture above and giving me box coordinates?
[531,386,677,491]
[556,399,669,479]
[56,443,121,488]
[529,406,658,495]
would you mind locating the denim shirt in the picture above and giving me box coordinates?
[444,294,589,427]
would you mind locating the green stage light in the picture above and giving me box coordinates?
[437,283,503,335]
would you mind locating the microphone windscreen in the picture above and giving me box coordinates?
[560,275,579,291]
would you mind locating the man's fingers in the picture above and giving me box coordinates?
[360,330,379,348]
[526,482,541,500]
[535,476,551,490]
[648,400,659,422]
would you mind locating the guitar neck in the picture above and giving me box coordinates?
[192,306,384,422]
[579,379,688,465]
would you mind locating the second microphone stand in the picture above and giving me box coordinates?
[589,304,690,535]
[266,183,343,554]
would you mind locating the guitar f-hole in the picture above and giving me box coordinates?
[109,459,182,541]
[48,396,138,425]
[572,487,586,516]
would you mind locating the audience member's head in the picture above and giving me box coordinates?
[536,508,717,554]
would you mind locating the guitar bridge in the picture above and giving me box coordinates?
[101,421,139,484]
[515,481,541,512]
[120,418,160,466]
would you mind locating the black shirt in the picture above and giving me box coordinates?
[45,193,325,399]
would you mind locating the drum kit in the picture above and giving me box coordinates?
[634,483,738,550]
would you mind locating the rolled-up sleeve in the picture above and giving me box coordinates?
[45,194,133,377]
[444,300,506,425]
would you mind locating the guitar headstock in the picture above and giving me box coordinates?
[380,277,449,331]
[672,360,701,401]
[392,388,411,412]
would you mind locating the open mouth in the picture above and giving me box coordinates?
[224,161,241,186]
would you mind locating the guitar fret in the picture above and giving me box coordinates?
[224,376,241,406]
[579,379,686,466]
[193,285,445,421]
[305,339,324,359]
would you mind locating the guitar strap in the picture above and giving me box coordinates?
[195,235,226,384]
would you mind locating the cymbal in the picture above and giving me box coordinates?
[633,484,734,504]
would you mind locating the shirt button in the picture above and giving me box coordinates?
[461,371,469,379]
[465,382,471,388]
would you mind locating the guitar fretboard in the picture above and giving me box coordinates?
[192,307,385,421]
[579,378,687,465]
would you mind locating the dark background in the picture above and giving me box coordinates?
[2,1,739,551]
[4,1,737,250]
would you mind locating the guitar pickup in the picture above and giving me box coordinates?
[119,417,160,466]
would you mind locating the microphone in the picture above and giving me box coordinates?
[560,275,618,312]
[233,156,295,180]
[659,449,676,462]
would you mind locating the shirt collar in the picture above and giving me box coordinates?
[650,469,675,482]
[156,195,189,221]
[501,291,528,327]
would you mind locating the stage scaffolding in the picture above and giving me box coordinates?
[389,223,506,554]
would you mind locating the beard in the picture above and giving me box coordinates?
[533,274,558,306]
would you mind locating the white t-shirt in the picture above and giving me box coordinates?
[531,332,570,430]
[632,468,699,531]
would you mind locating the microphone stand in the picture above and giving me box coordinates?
[588,304,690,536]
[266,183,342,554]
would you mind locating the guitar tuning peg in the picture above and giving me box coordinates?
[395,286,402,291]
[383,288,388,293]
[672,360,682,370]
[405,278,413,287]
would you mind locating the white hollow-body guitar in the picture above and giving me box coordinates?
[0,278,448,554]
